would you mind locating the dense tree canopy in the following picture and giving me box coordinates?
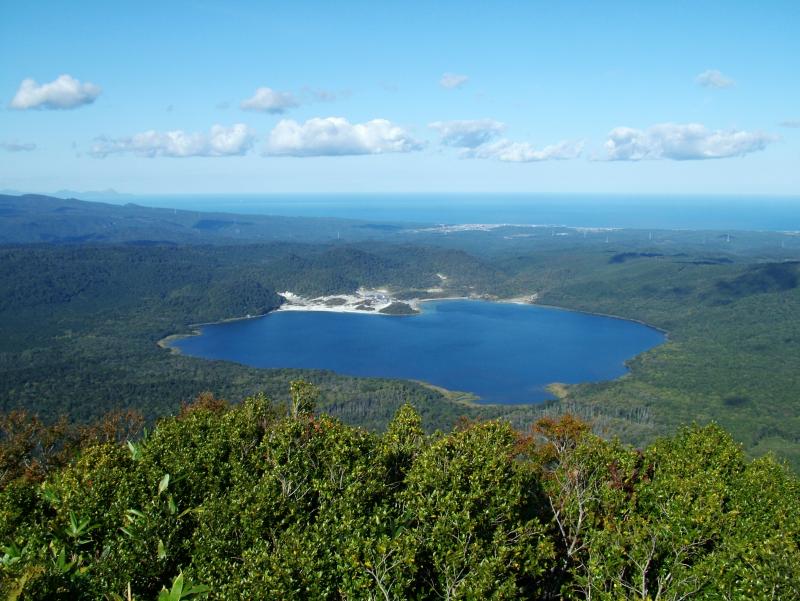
[2,385,798,599]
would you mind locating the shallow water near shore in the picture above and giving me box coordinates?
[171,299,665,404]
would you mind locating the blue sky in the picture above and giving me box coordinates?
[1,0,798,195]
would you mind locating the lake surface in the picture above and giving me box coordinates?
[172,300,665,404]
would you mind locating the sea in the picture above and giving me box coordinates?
[118,194,800,231]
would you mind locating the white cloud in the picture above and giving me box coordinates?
[429,119,506,148]
[429,120,581,162]
[465,138,584,162]
[9,74,101,110]
[90,124,255,158]
[264,117,423,157]
[440,73,469,89]
[1,141,36,152]
[779,120,800,128]
[695,69,735,89]
[241,87,300,113]
[602,123,774,161]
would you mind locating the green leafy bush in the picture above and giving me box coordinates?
[1,385,798,599]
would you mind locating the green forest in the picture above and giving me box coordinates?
[5,0,800,595]
[3,237,800,468]
[2,195,800,598]
[2,384,798,599]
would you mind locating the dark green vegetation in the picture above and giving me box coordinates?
[378,301,417,315]
[513,254,800,468]
[3,194,800,471]
[0,194,413,245]
[0,235,519,436]
[2,390,798,599]
[0,243,476,430]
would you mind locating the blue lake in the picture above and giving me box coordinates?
[172,300,666,404]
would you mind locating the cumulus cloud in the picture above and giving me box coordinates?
[1,141,36,152]
[695,69,735,89]
[429,119,506,148]
[440,73,469,89]
[264,117,423,157]
[602,123,774,161]
[241,87,300,113]
[779,120,800,128]
[429,119,580,162]
[90,124,255,158]
[465,138,584,162]
[9,74,101,110]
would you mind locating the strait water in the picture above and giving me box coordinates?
[172,300,665,404]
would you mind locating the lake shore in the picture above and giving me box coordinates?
[276,289,420,315]
[157,291,667,358]
[274,290,540,315]
[156,312,273,354]
[157,294,666,406]
[155,291,530,352]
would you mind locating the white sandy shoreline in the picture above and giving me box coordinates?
[276,289,416,315]
[274,289,539,316]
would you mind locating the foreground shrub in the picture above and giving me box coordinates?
[1,385,798,599]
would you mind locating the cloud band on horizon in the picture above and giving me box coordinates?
[89,124,254,158]
[430,119,583,162]
[602,123,775,161]
[264,117,423,157]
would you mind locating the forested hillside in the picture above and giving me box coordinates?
[1,387,797,599]
[3,235,800,469]
[0,194,400,245]
[508,251,800,466]
[4,194,800,469]
[0,243,497,426]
